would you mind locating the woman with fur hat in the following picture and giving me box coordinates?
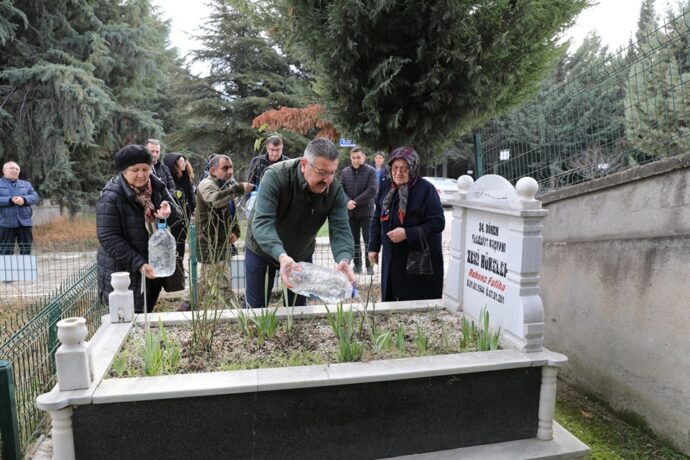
[368,146,445,301]
[96,144,181,313]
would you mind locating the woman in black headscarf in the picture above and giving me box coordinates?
[96,145,181,313]
[368,146,445,301]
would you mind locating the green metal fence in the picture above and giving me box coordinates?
[475,8,690,193]
[0,262,105,459]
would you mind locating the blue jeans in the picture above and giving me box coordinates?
[244,249,311,308]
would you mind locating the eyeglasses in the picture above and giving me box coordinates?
[308,161,336,177]
[391,166,410,174]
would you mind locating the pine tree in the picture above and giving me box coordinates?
[264,0,587,160]
[625,4,690,159]
[169,0,312,171]
[0,0,179,210]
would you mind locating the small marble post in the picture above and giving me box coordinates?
[537,365,560,440]
[109,271,134,322]
[55,317,92,391]
[444,175,474,310]
[49,407,75,460]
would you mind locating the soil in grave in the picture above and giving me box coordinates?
[108,308,488,378]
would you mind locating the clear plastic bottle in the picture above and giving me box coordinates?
[245,190,257,219]
[148,220,176,277]
[287,262,356,304]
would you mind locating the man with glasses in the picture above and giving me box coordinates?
[0,161,39,256]
[244,138,356,308]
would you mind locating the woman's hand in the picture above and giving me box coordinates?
[386,227,407,243]
[140,263,157,279]
[368,251,379,266]
[154,200,171,219]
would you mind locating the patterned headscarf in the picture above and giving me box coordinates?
[381,146,420,223]
[126,177,156,233]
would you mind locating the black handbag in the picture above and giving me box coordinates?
[406,229,434,275]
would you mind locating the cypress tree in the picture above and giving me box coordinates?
[169,0,312,170]
[0,0,179,211]
[265,0,587,160]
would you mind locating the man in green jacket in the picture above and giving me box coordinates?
[191,154,253,310]
[244,138,355,308]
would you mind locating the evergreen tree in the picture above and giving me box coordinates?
[0,0,178,211]
[625,5,690,158]
[169,0,312,171]
[482,33,630,186]
[635,0,657,46]
[264,0,587,160]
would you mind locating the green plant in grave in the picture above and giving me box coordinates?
[395,324,406,352]
[477,307,501,351]
[414,325,429,354]
[236,308,254,341]
[111,351,128,378]
[140,319,182,376]
[460,316,476,350]
[371,328,393,353]
[325,303,364,362]
[250,306,280,346]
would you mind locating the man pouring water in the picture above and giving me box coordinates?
[244,138,356,308]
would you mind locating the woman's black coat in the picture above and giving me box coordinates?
[368,177,445,301]
[96,173,180,312]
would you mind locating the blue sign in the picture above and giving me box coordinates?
[339,138,356,148]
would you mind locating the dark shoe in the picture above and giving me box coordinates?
[176,301,191,312]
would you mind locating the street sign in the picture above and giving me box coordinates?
[339,138,356,148]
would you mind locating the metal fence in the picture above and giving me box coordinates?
[474,8,690,194]
[0,242,105,459]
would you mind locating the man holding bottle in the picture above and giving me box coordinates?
[244,138,355,308]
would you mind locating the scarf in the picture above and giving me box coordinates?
[128,178,156,233]
[381,147,420,224]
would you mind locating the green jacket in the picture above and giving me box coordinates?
[245,158,354,264]
[195,176,246,263]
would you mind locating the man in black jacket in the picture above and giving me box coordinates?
[341,147,377,274]
[246,135,289,188]
[146,139,176,195]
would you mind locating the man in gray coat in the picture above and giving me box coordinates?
[341,147,377,274]
[0,161,39,255]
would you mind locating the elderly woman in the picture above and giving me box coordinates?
[96,144,181,313]
[162,152,196,298]
[368,147,445,301]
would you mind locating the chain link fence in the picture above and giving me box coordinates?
[474,8,690,194]
[0,241,104,458]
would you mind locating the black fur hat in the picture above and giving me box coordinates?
[114,144,152,171]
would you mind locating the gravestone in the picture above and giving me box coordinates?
[445,175,547,352]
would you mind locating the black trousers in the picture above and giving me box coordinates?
[0,226,33,255]
[349,215,372,271]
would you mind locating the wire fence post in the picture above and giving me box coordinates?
[473,131,484,178]
[48,300,62,372]
[189,223,198,307]
[0,360,21,460]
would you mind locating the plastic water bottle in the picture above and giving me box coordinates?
[245,190,257,219]
[148,220,176,277]
[287,262,356,304]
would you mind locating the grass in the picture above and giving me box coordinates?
[32,214,98,247]
[555,381,688,459]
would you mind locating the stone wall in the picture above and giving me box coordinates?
[539,153,690,454]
